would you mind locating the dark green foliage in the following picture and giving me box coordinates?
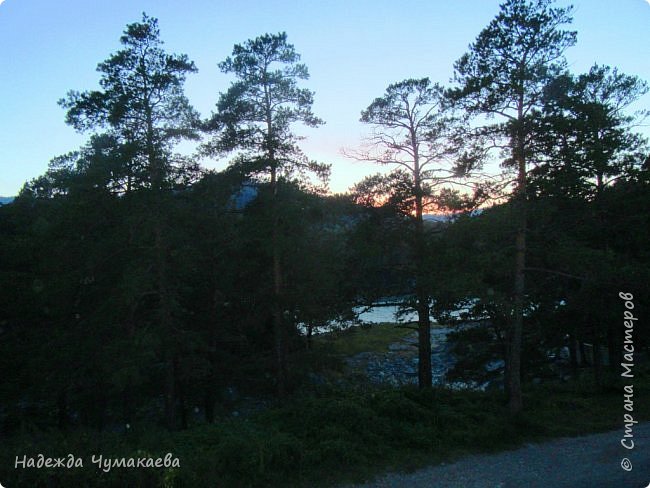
[430,174,650,386]
[203,32,328,186]
[451,0,577,127]
[0,170,362,433]
[201,31,332,397]
[2,379,649,487]
[532,64,648,199]
[450,0,579,413]
[59,13,200,192]
[352,77,477,388]
[3,4,650,488]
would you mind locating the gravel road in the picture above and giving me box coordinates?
[347,423,650,488]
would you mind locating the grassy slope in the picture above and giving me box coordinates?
[313,322,416,357]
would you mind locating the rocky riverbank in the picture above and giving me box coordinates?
[344,326,459,387]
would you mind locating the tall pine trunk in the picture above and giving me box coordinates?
[147,105,179,429]
[270,162,287,399]
[508,99,526,414]
[412,132,432,388]
[159,207,177,430]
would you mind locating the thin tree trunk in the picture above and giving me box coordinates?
[266,80,288,398]
[588,306,603,388]
[270,162,287,398]
[415,213,432,388]
[509,219,525,414]
[179,376,188,430]
[606,322,617,375]
[593,333,603,388]
[508,100,526,415]
[164,355,179,430]
[122,382,133,427]
[93,384,107,430]
[204,388,215,423]
[504,340,512,398]
[144,92,179,428]
[57,389,68,430]
[580,341,588,366]
[204,289,221,424]
[595,175,617,377]
[412,130,432,388]
[155,215,178,429]
[417,296,432,388]
[568,331,579,372]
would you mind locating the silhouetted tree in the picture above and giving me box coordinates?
[59,13,200,429]
[204,32,328,397]
[530,65,649,382]
[533,64,648,200]
[351,78,477,388]
[450,0,576,413]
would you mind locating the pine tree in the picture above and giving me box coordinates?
[450,0,576,413]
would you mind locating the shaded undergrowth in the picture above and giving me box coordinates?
[2,369,649,488]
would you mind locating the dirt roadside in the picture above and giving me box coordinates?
[346,423,650,488]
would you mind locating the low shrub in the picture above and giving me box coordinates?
[2,379,648,487]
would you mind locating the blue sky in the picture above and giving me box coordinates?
[1,0,649,196]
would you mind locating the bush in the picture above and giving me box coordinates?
[2,380,648,487]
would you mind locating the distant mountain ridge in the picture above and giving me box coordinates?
[0,196,15,205]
